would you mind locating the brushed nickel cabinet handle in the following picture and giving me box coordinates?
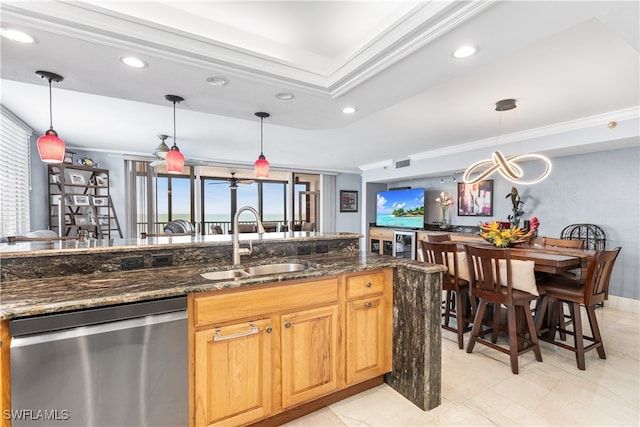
[213,323,259,342]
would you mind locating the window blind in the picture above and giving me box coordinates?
[0,106,33,237]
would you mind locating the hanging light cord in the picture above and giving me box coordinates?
[47,77,53,130]
[260,116,264,155]
[172,100,177,147]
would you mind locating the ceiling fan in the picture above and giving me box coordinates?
[209,172,255,189]
[150,134,170,167]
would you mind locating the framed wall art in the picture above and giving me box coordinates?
[73,195,91,206]
[92,196,108,206]
[340,190,358,213]
[68,173,85,185]
[457,179,493,217]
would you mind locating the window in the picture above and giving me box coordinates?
[130,165,316,235]
[1,106,32,236]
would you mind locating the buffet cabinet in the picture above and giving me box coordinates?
[188,268,393,427]
[47,164,122,238]
[369,227,416,260]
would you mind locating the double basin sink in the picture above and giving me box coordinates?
[201,262,316,281]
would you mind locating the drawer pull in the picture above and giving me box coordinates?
[213,323,259,342]
[266,326,272,333]
[365,302,372,308]
[284,322,291,328]
[366,282,372,288]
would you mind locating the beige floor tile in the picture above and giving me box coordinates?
[285,305,640,426]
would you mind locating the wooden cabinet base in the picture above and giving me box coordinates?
[249,376,383,427]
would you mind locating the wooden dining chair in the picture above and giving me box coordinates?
[542,237,585,249]
[421,241,471,349]
[535,247,621,370]
[464,245,542,374]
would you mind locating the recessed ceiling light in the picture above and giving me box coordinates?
[275,92,295,101]
[1,28,35,44]
[119,56,148,68]
[452,45,478,59]
[206,76,229,86]
[342,106,357,114]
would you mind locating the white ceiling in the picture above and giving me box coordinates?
[1,1,638,175]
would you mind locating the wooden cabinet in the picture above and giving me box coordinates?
[188,269,392,426]
[369,227,394,256]
[369,227,416,259]
[194,319,273,427]
[345,270,392,385]
[281,305,339,408]
[47,164,122,238]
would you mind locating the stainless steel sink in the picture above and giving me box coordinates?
[200,269,250,281]
[245,262,312,276]
[201,262,314,281]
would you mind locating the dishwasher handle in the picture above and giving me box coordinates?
[10,310,186,348]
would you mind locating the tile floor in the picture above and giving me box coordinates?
[283,304,640,426]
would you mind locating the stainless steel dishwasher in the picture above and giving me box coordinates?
[9,296,188,427]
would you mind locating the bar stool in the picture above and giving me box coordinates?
[464,245,542,374]
[535,247,621,370]
[422,241,471,349]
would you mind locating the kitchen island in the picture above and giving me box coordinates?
[0,232,444,426]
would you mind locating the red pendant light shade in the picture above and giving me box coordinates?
[254,112,270,178]
[36,71,65,163]
[37,130,65,163]
[166,145,184,173]
[165,94,185,174]
[254,154,270,178]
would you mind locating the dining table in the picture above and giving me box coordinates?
[447,236,595,282]
[445,238,597,347]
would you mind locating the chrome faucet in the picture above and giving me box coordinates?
[232,206,265,266]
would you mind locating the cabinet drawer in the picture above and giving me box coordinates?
[193,278,339,327]
[346,271,385,299]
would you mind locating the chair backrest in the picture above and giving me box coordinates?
[560,224,606,250]
[262,222,277,232]
[301,222,316,231]
[584,247,621,306]
[236,223,256,233]
[464,245,514,303]
[542,236,585,249]
[421,241,463,287]
[210,225,224,234]
[427,233,451,242]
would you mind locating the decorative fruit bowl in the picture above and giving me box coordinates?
[478,220,538,248]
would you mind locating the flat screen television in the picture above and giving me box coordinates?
[376,188,425,228]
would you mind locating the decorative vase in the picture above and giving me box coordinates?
[440,206,448,229]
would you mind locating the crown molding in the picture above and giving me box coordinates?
[409,106,640,162]
[1,1,491,98]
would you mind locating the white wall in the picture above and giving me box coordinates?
[335,173,362,233]
[364,146,640,300]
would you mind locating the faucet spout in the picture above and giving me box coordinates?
[232,206,265,265]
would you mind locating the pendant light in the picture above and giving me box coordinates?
[164,95,185,174]
[463,99,552,185]
[254,112,270,178]
[36,70,65,163]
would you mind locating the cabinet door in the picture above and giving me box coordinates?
[194,318,273,427]
[346,296,391,384]
[281,305,339,408]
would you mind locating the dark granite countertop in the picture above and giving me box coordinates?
[0,231,361,257]
[0,250,445,320]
